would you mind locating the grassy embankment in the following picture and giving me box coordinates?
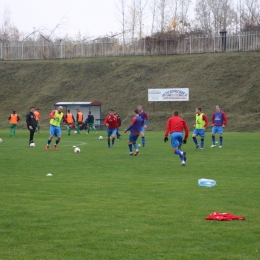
[0,51,260,131]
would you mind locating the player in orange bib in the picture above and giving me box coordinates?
[64,109,75,135]
[76,109,83,134]
[34,108,41,133]
[8,111,20,137]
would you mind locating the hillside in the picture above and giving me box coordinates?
[0,52,260,131]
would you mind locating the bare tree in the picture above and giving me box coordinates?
[179,0,191,32]
[115,0,127,46]
[195,0,212,34]
[0,6,20,42]
[168,0,179,31]
[241,0,260,29]
[128,0,137,40]
[136,0,148,38]
[158,0,168,33]
[207,0,222,34]
[149,0,158,35]
[195,0,236,34]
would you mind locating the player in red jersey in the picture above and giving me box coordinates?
[164,111,189,166]
[104,109,119,148]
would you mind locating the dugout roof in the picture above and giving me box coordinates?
[54,101,102,106]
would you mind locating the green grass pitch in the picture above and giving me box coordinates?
[0,129,259,260]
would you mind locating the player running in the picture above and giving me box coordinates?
[164,110,189,166]
[46,106,70,150]
[104,109,119,148]
[124,108,142,156]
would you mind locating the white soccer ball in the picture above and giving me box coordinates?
[99,136,103,140]
[74,147,80,153]
[74,131,77,134]
[30,142,36,147]
[0,138,2,142]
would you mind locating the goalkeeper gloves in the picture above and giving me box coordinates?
[164,137,168,143]
[182,139,187,144]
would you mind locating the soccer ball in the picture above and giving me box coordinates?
[0,138,2,142]
[99,136,103,140]
[30,142,36,147]
[74,131,77,134]
[74,147,80,153]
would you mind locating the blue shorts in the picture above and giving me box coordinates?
[128,132,139,143]
[140,126,145,132]
[170,132,183,148]
[212,126,223,135]
[107,128,117,136]
[193,129,205,138]
[50,125,61,137]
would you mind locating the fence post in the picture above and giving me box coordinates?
[0,43,2,60]
[22,42,24,61]
[190,36,192,54]
[214,35,215,53]
[165,38,167,55]
[144,37,146,56]
[81,41,83,58]
[93,40,95,57]
[238,33,241,51]
[42,41,44,59]
[60,41,62,59]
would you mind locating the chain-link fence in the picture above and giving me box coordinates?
[1,32,260,60]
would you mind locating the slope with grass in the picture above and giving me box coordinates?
[0,52,260,131]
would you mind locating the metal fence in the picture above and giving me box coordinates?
[1,32,260,60]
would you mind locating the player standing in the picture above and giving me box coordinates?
[192,107,208,151]
[86,111,97,134]
[8,110,20,137]
[46,106,70,150]
[211,105,228,148]
[64,109,75,135]
[34,108,41,134]
[26,107,37,145]
[75,109,83,134]
[164,111,189,166]
[137,105,149,147]
[104,109,119,148]
[124,108,142,156]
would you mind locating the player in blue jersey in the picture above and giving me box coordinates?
[124,108,142,156]
[211,105,228,148]
[137,105,149,147]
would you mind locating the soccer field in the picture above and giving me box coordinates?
[0,130,259,260]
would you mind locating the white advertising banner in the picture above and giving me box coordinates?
[148,88,189,101]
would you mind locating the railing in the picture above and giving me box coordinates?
[1,32,260,60]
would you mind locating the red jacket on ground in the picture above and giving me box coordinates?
[205,212,245,221]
